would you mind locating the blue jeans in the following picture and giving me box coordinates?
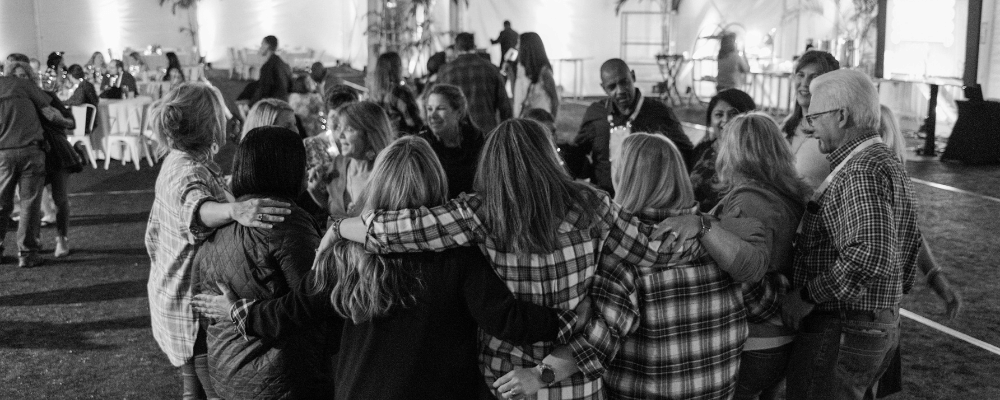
[734,342,793,400]
[0,147,46,257]
[786,309,900,400]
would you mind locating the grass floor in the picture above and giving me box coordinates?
[0,84,997,399]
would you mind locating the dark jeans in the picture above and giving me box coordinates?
[46,169,69,236]
[181,328,219,400]
[0,147,46,257]
[787,309,900,400]
[734,342,793,400]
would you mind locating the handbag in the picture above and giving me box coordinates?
[42,127,85,174]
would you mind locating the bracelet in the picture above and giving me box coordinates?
[328,217,346,242]
[694,213,712,239]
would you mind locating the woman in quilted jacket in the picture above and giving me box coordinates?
[194,126,334,399]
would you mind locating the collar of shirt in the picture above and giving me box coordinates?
[826,130,880,167]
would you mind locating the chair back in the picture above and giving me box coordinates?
[71,104,97,136]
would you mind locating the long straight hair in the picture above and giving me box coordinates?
[716,112,811,203]
[474,119,600,253]
[519,32,552,83]
[310,136,448,323]
[370,52,403,103]
[613,133,694,212]
[339,101,397,163]
[879,104,907,163]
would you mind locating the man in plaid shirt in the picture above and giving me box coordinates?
[781,69,921,399]
[436,32,512,133]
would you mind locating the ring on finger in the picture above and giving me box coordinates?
[669,231,679,239]
[257,214,263,221]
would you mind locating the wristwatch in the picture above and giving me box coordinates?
[694,212,713,239]
[536,363,555,385]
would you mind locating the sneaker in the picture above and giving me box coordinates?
[18,253,44,268]
[54,236,70,258]
[41,216,56,227]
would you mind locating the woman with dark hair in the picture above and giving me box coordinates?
[369,52,404,104]
[330,119,688,399]
[194,126,334,399]
[419,83,484,198]
[782,50,840,188]
[194,135,584,399]
[512,32,559,118]
[380,85,423,135]
[164,52,186,85]
[43,52,68,92]
[307,101,395,221]
[64,64,99,108]
[716,32,750,92]
[145,83,290,400]
[689,88,756,211]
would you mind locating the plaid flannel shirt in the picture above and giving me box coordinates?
[565,206,751,399]
[794,132,921,312]
[145,150,230,366]
[436,54,512,133]
[362,191,673,400]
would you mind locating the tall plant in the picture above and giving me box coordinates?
[367,0,451,76]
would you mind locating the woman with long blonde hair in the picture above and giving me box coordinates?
[239,98,297,140]
[193,135,578,399]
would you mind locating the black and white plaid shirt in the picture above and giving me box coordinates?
[794,132,921,312]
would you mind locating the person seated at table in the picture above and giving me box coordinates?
[64,64,99,109]
[127,51,150,78]
[240,98,299,141]
[163,52,185,86]
[100,60,139,99]
[85,51,108,85]
[43,52,70,92]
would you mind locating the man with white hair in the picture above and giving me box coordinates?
[780,69,921,399]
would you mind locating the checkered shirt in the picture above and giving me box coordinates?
[436,54,512,133]
[362,191,675,400]
[562,206,750,399]
[145,150,230,366]
[794,132,921,312]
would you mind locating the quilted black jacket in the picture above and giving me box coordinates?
[195,196,335,399]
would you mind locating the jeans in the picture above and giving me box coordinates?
[181,327,219,400]
[786,309,900,400]
[734,342,793,400]
[0,147,46,257]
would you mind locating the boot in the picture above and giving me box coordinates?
[55,236,70,258]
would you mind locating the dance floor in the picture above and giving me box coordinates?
[0,74,996,399]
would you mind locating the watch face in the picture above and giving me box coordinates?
[540,367,555,384]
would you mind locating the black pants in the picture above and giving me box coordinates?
[181,328,219,400]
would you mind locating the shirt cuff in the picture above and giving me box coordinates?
[230,299,256,341]
[554,309,577,345]
[567,335,605,380]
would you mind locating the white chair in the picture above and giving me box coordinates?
[68,105,98,168]
[104,102,155,170]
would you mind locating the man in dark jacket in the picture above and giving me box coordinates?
[564,58,693,196]
[251,35,293,106]
[491,20,518,69]
[99,60,138,98]
[437,32,512,134]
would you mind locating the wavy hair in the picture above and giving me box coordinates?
[150,82,227,158]
[311,136,446,323]
[781,50,840,140]
[613,133,695,212]
[241,98,294,139]
[339,101,397,163]
[423,83,477,131]
[474,119,600,253]
[716,112,811,203]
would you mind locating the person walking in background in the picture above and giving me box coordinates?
[564,58,693,196]
[437,32,512,133]
[512,32,559,119]
[144,83,291,400]
[781,69,921,399]
[716,32,750,92]
[492,20,519,69]
[689,89,756,212]
[251,35,293,106]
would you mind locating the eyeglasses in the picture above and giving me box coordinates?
[804,108,841,127]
